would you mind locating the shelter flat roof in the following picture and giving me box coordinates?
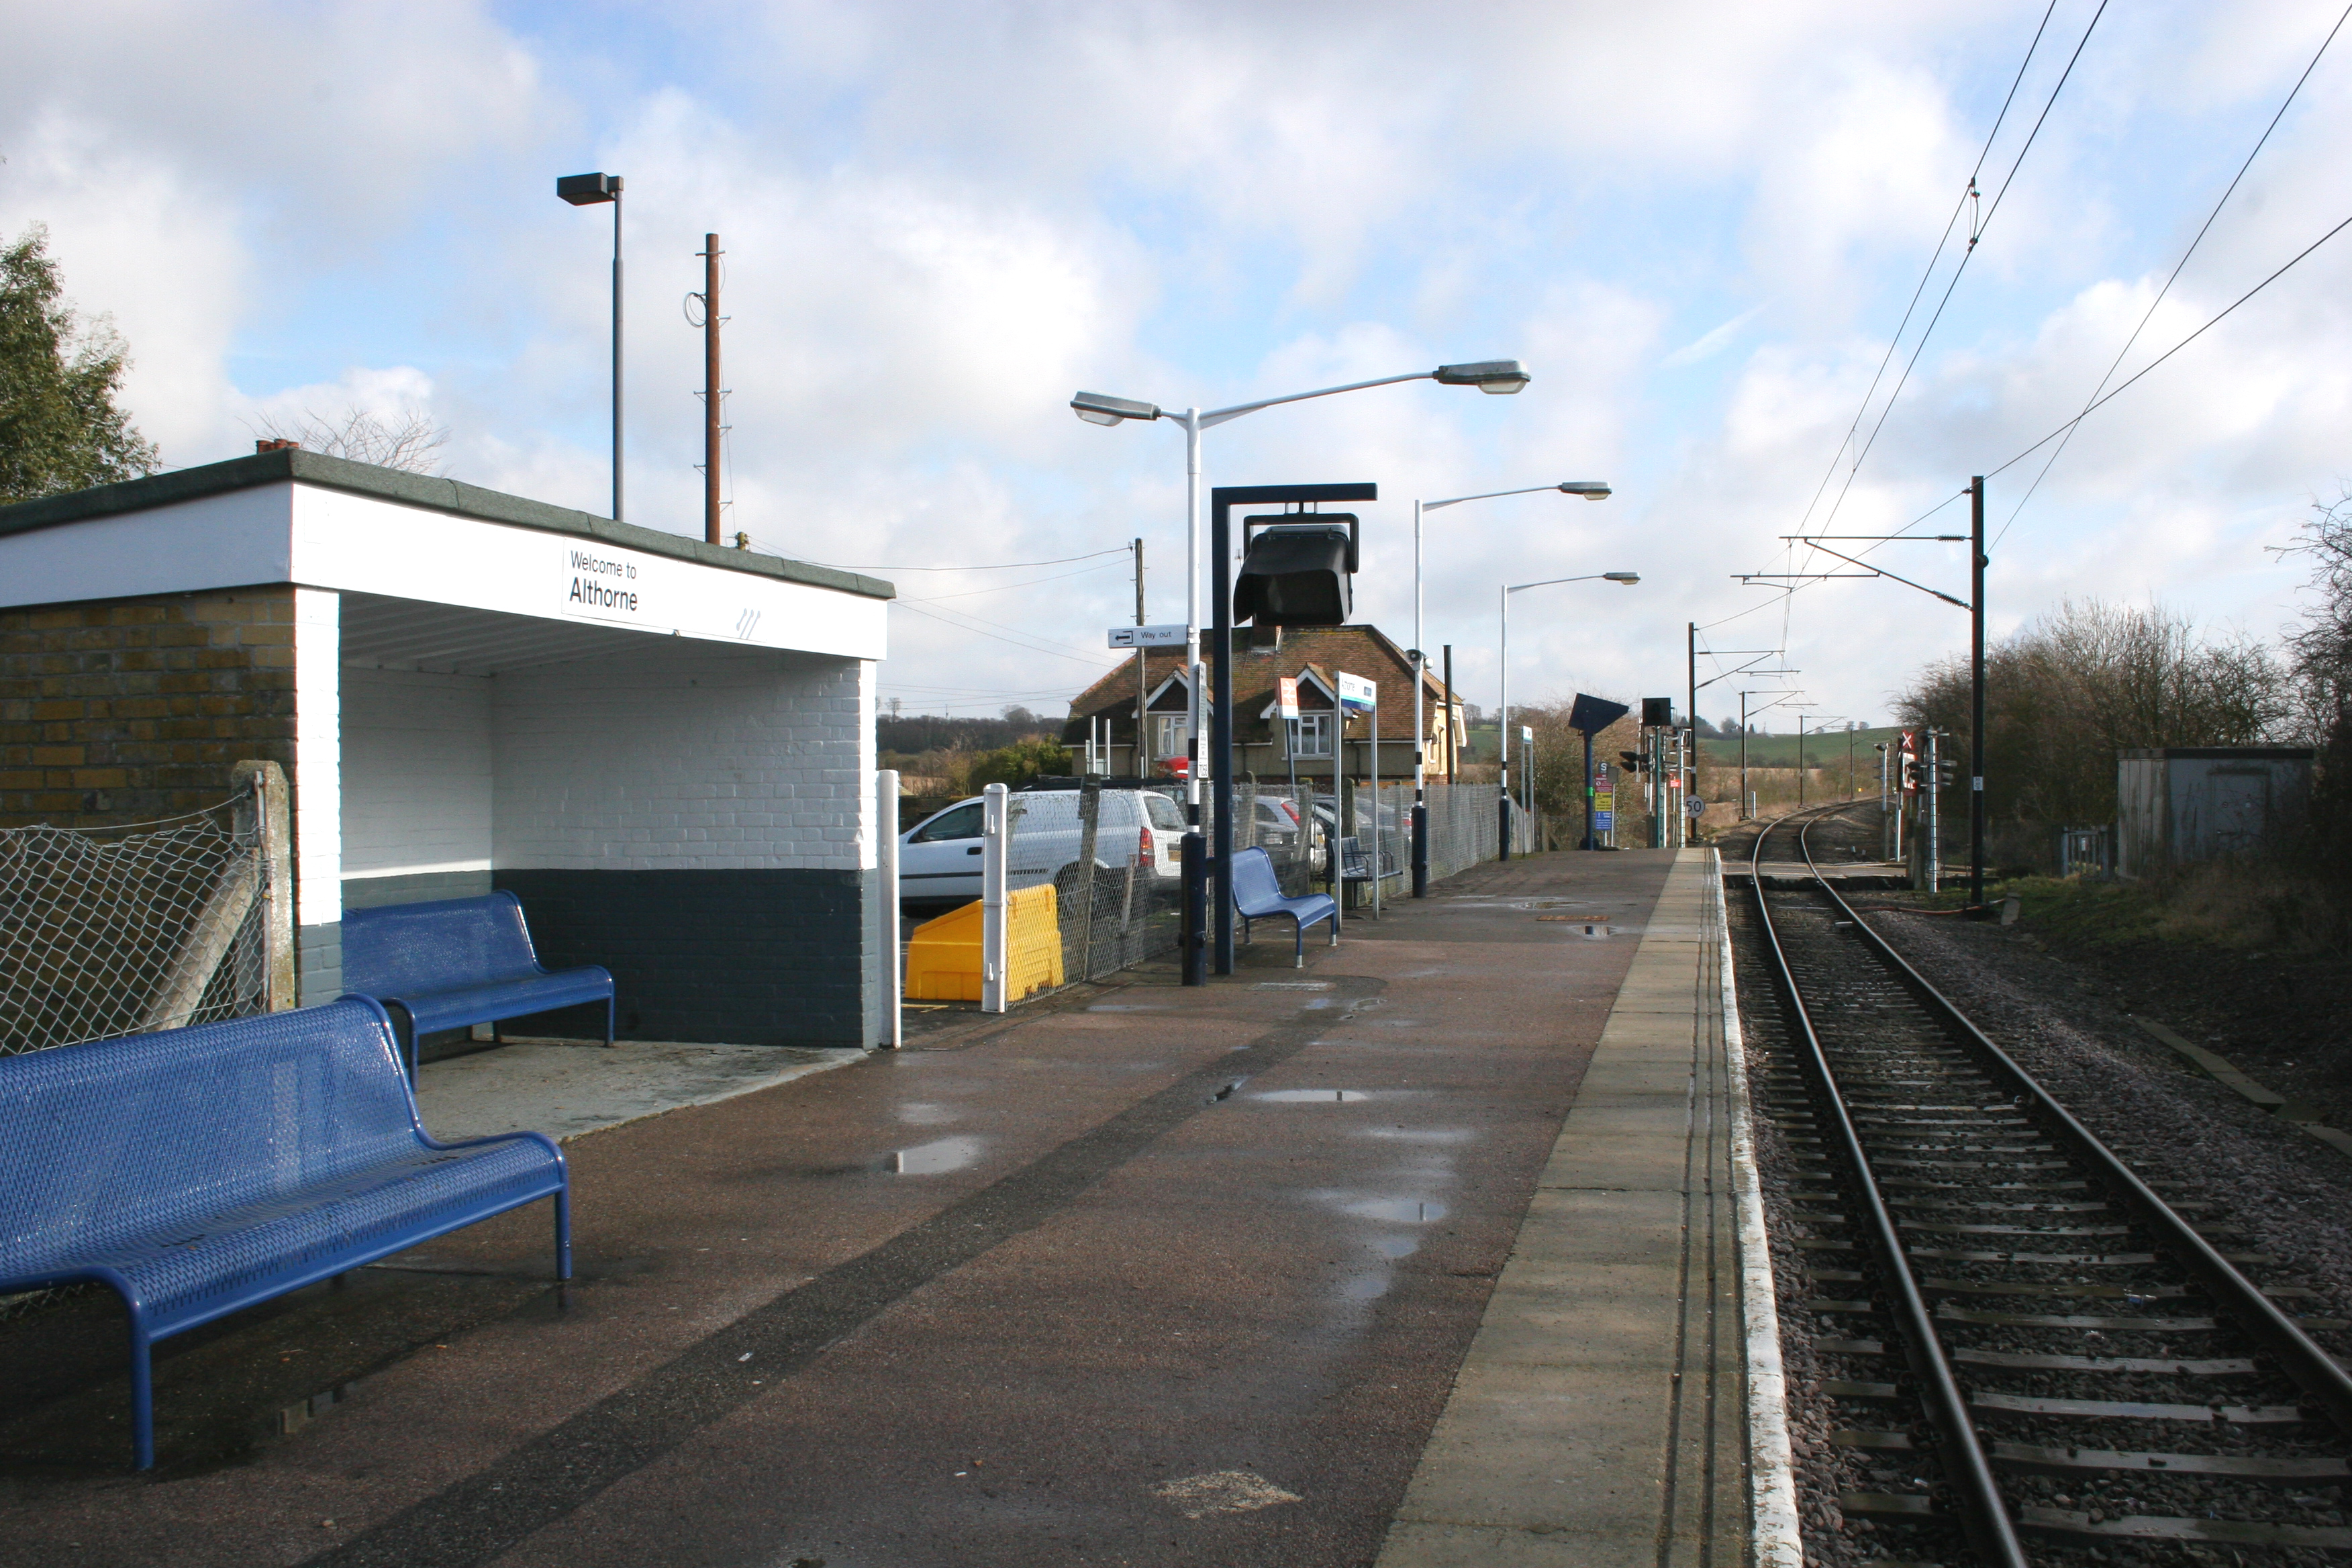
[0,448,893,602]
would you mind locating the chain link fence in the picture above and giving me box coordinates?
[0,765,291,1319]
[3,807,262,1057]
[996,778,1525,994]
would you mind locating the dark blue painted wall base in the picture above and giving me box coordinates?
[492,868,870,1046]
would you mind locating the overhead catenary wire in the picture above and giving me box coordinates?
[1990,0,2352,551]
[1983,206,2352,485]
[1798,0,2110,552]
[1784,0,2064,551]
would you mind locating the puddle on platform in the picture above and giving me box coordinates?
[1359,1126,1475,1144]
[1340,1198,1449,1224]
[1251,1088,1371,1104]
[1255,981,1332,991]
[895,1101,959,1126]
[1086,1003,1166,1012]
[892,1136,986,1174]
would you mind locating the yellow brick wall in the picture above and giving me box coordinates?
[0,587,299,827]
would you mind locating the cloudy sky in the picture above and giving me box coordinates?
[7,0,2350,732]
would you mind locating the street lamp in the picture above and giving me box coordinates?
[1071,360,1530,820]
[557,171,625,523]
[1498,571,1640,853]
[1409,480,1612,894]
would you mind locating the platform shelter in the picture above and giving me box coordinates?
[0,448,893,1048]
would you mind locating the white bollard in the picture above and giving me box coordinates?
[877,770,901,1048]
[981,782,1009,1014]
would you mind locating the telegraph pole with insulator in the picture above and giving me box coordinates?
[698,234,724,544]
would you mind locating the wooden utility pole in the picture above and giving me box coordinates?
[699,233,724,544]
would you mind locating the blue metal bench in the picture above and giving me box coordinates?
[1232,844,1338,967]
[0,997,569,1469]
[342,892,614,1071]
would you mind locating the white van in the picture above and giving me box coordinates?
[897,787,1187,909]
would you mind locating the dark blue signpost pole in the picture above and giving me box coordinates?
[1210,482,1377,977]
[1582,729,1596,850]
[1567,693,1631,852]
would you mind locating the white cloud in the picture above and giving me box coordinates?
[7,0,2350,723]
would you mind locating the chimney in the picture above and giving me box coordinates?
[256,438,300,454]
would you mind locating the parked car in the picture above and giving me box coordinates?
[897,787,1187,910]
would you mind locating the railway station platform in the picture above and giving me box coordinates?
[1374,848,1796,1568]
[0,848,1797,1568]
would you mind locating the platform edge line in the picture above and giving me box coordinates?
[1716,847,1806,1568]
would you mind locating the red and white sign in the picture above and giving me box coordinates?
[1275,675,1300,721]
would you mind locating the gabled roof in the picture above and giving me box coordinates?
[1070,625,1457,736]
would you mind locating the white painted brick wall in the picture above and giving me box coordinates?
[340,665,494,879]
[492,640,874,872]
[291,588,342,928]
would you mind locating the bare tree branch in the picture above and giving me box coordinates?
[250,406,446,474]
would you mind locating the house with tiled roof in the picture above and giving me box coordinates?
[1063,624,1463,787]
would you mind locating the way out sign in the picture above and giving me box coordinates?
[1336,671,1377,714]
[1109,624,1187,648]
[1276,676,1300,720]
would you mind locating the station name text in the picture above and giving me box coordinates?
[568,549,640,613]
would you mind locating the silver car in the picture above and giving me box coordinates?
[897,787,1187,908]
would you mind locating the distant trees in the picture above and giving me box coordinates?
[1898,598,2291,831]
[968,736,1073,788]
[2282,492,2352,883]
[0,226,158,503]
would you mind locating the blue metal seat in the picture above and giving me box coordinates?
[0,997,569,1469]
[342,892,614,1070]
[1231,845,1338,967]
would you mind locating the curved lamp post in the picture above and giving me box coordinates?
[1498,571,1641,855]
[1410,481,1610,893]
[556,172,625,522]
[1071,360,1530,821]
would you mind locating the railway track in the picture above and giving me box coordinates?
[1737,804,2352,1565]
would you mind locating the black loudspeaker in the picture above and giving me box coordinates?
[1641,697,1674,728]
[1234,521,1357,626]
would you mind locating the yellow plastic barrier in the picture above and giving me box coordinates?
[903,884,1063,1003]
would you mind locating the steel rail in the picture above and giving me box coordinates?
[1801,811,2352,1442]
[1749,808,2030,1568]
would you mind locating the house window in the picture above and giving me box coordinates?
[1155,714,1191,758]
[1291,713,1332,758]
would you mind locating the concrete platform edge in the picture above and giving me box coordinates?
[1716,847,1806,1568]
[1375,849,1792,1568]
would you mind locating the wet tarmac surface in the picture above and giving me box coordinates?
[0,850,1675,1568]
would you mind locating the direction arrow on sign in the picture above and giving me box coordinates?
[1109,624,1187,648]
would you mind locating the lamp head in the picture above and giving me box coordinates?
[1434,359,1530,394]
[1559,481,1612,499]
[556,172,622,205]
[1071,391,1160,426]
[1603,571,1640,585]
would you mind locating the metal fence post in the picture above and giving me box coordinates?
[981,782,1008,1013]
[1180,830,1207,985]
[231,759,294,1012]
[877,769,901,1048]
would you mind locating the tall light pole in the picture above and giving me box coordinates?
[1071,360,1530,822]
[1410,481,1612,893]
[1499,571,1640,853]
[557,172,625,523]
